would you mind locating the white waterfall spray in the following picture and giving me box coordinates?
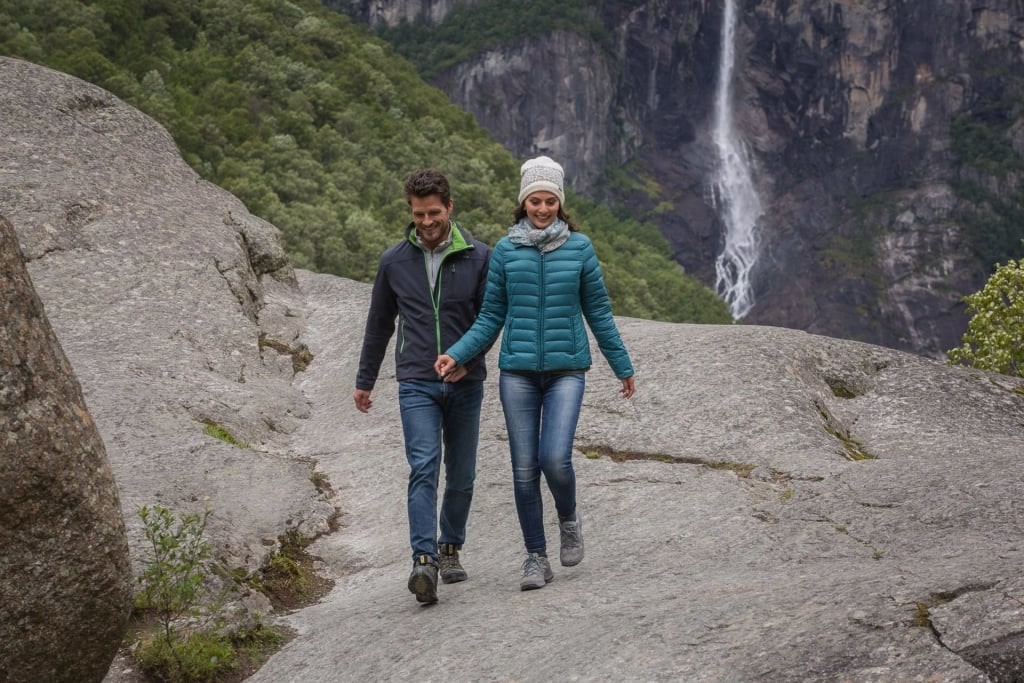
[712,0,762,320]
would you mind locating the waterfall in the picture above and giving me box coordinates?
[712,0,762,320]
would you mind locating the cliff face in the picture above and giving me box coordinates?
[436,30,621,195]
[340,0,1024,358]
[734,0,1024,356]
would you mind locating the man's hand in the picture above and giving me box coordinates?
[353,388,373,413]
[442,364,468,383]
[620,376,635,399]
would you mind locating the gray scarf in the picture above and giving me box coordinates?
[507,218,570,253]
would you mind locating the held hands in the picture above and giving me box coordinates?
[434,354,464,382]
[443,365,469,382]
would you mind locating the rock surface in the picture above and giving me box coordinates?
[0,214,132,683]
[3,57,1024,683]
[244,271,1024,683]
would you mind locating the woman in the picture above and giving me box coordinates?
[435,156,636,590]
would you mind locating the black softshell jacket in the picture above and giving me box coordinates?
[355,222,491,390]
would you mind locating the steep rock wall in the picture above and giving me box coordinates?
[435,30,622,194]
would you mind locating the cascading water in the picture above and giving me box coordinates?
[712,0,763,320]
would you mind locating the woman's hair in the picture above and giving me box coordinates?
[513,203,579,232]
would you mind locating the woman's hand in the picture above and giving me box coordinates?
[435,354,458,378]
[620,376,635,399]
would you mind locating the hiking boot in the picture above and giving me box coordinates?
[407,554,438,604]
[439,543,467,584]
[520,552,554,591]
[559,513,584,566]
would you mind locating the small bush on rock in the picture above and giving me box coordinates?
[948,256,1024,377]
[134,505,235,682]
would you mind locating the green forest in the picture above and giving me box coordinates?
[0,0,732,324]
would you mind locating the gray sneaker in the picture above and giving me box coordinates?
[439,543,467,584]
[520,552,554,591]
[407,555,438,604]
[559,513,584,566]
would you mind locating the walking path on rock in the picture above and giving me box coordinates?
[248,271,1024,682]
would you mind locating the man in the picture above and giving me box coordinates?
[353,168,491,605]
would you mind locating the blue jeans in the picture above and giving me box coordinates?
[498,370,585,555]
[398,379,484,562]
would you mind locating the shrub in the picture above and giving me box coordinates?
[948,256,1024,377]
[135,505,231,682]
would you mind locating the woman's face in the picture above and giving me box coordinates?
[524,191,560,229]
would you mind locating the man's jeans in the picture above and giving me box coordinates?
[398,379,483,562]
[498,370,585,555]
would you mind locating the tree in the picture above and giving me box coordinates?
[948,255,1024,377]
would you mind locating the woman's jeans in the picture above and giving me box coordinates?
[499,370,585,555]
[398,379,484,562]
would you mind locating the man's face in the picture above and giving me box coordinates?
[409,195,452,250]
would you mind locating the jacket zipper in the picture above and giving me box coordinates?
[538,250,546,372]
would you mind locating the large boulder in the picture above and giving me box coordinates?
[0,214,132,683]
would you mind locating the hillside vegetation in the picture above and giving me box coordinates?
[0,0,732,323]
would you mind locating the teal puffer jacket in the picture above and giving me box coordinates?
[446,231,634,379]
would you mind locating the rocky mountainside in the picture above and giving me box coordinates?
[4,57,1024,682]
[335,0,1024,360]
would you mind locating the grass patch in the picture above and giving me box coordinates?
[135,628,237,682]
[816,402,878,461]
[310,469,333,497]
[203,421,250,449]
[128,614,289,683]
[246,531,334,612]
[258,334,314,373]
[913,601,932,628]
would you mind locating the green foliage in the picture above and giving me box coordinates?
[244,529,334,610]
[0,0,730,324]
[950,109,1024,268]
[376,0,613,80]
[950,114,1022,176]
[133,505,293,681]
[136,505,212,616]
[950,178,1024,269]
[135,629,237,683]
[947,255,1024,377]
[202,421,249,449]
[136,505,223,682]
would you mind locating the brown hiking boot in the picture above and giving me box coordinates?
[438,543,467,584]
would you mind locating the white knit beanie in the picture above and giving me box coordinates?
[517,156,565,205]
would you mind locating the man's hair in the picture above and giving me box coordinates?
[404,168,452,205]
